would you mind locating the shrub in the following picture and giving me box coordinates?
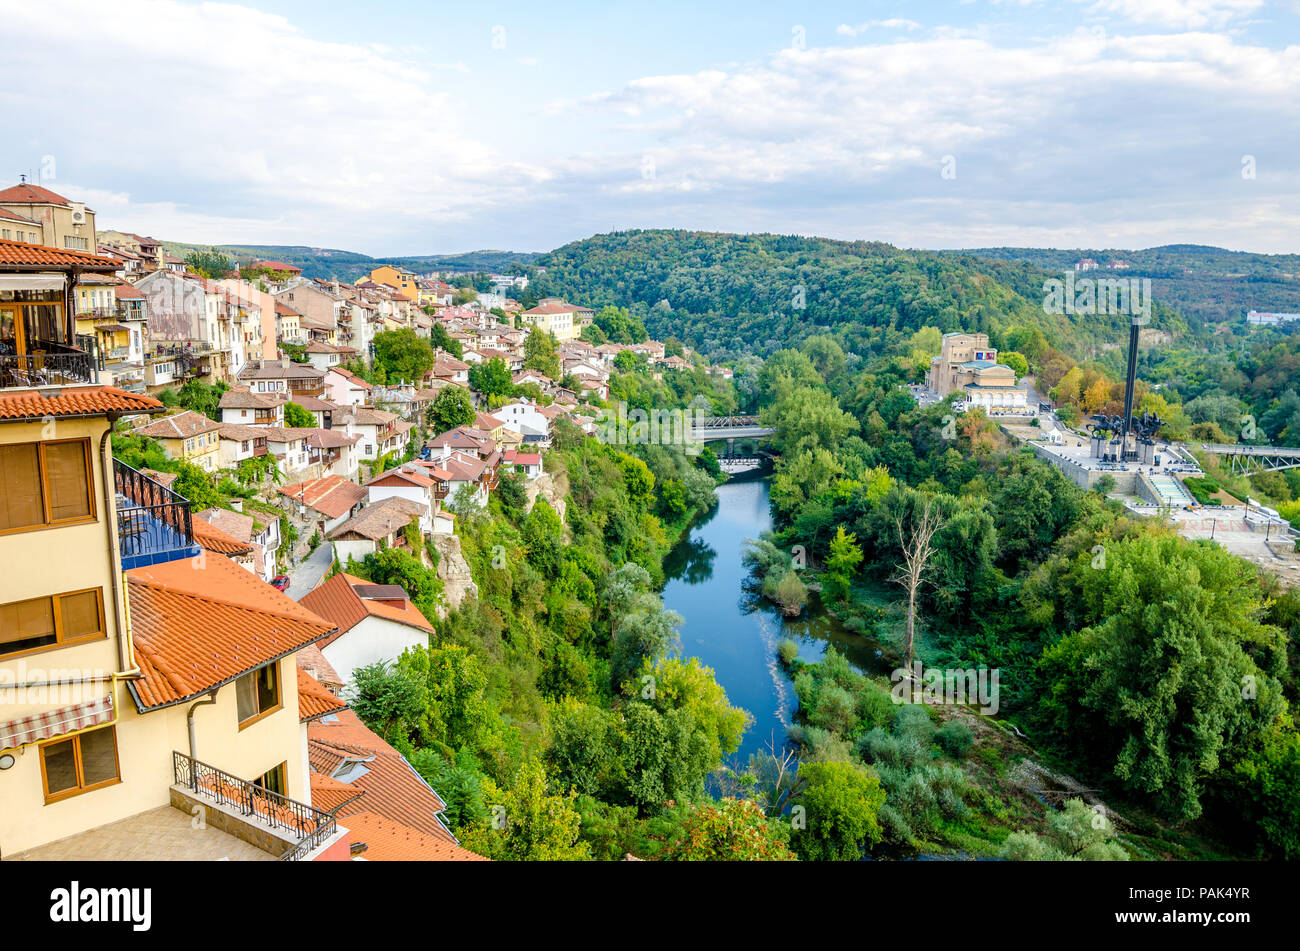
[855,687,895,732]
[935,722,975,759]
[777,638,799,667]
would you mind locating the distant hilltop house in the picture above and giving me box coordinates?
[1246,310,1300,326]
[926,332,1027,413]
[1075,258,1099,271]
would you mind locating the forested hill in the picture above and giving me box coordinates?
[525,230,1134,360]
[158,242,540,282]
[955,245,1300,326]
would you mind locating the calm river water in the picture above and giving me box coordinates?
[661,478,894,764]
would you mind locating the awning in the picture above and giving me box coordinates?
[0,272,67,292]
[0,694,114,751]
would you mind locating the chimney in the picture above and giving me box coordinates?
[230,499,244,512]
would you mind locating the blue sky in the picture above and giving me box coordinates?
[3,0,1298,255]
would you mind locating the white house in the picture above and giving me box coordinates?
[326,496,429,564]
[299,573,435,688]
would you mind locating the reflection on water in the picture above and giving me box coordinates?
[662,479,895,764]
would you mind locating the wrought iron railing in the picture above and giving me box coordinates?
[114,459,194,560]
[0,347,97,389]
[172,752,337,861]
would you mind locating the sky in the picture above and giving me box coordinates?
[2,0,1298,256]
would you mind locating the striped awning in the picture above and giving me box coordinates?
[0,695,114,751]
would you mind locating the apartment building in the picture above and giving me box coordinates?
[0,182,96,253]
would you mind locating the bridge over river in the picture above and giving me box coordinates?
[1199,443,1300,474]
[689,415,776,442]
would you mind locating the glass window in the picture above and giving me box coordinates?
[236,662,280,726]
[0,444,43,531]
[41,727,119,801]
[44,442,91,522]
[0,596,56,655]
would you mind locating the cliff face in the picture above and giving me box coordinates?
[431,532,477,616]
[525,469,569,523]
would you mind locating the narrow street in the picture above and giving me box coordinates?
[286,543,334,597]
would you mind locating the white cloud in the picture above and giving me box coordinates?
[1087,0,1265,29]
[836,19,923,37]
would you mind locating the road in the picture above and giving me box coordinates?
[287,543,334,597]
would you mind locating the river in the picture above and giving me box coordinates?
[662,477,895,764]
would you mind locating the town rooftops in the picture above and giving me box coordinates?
[251,260,302,274]
[279,473,367,519]
[0,207,35,224]
[326,496,428,543]
[352,406,398,426]
[0,238,122,271]
[219,386,287,409]
[216,422,269,442]
[299,571,433,647]
[522,299,582,315]
[366,465,436,488]
[238,359,325,380]
[138,409,223,439]
[426,426,494,453]
[0,384,161,421]
[195,507,259,546]
[125,553,337,712]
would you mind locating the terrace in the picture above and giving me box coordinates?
[113,459,202,569]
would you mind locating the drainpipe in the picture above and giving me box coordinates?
[186,691,219,764]
[100,415,139,677]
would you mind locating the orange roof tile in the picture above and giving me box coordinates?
[191,513,255,556]
[342,812,487,861]
[309,708,457,843]
[298,668,348,722]
[139,409,222,439]
[298,572,433,648]
[279,474,367,520]
[125,554,337,711]
[0,237,119,270]
[309,771,366,813]
[0,384,161,421]
[0,182,77,206]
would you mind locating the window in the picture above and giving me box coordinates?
[0,440,93,534]
[0,589,105,659]
[253,762,287,797]
[235,662,281,727]
[40,726,120,802]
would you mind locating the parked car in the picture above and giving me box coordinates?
[270,574,290,592]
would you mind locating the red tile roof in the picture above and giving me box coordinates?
[251,260,302,274]
[190,513,255,557]
[0,183,78,206]
[308,708,458,843]
[309,771,366,812]
[298,668,348,722]
[341,812,487,861]
[0,237,119,270]
[139,409,222,439]
[279,474,367,519]
[298,572,433,648]
[0,384,161,421]
[296,644,343,691]
[125,554,337,711]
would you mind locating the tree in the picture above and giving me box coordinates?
[429,323,463,358]
[283,401,314,428]
[523,326,561,380]
[398,644,495,754]
[373,328,436,384]
[761,386,859,456]
[426,386,475,434]
[346,661,427,744]
[998,799,1128,861]
[893,497,942,672]
[610,600,682,689]
[468,357,514,397]
[452,286,478,306]
[824,525,863,602]
[461,761,590,861]
[185,249,232,279]
[660,798,795,860]
[793,759,886,860]
[1037,533,1286,821]
[999,351,1029,379]
[594,305,647,344]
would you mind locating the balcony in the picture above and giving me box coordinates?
[172,752,340,861]
[0,342,98,390]
[114,459,202,569]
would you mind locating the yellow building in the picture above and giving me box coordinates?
[136,410,223,472]
[0,385,352,860]
[0,182,97,252]
[520,298,585,341]
[366,264,419,303]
